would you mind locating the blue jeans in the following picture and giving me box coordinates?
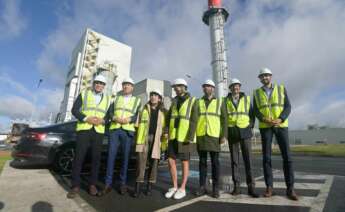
[105,128,134,186]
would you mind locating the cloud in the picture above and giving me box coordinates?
[0,95,34,119]
[0,73,63,122]
[0,71,33,98]
[36,0,345,129]
[0,0,27,40]
[226,0,345,129]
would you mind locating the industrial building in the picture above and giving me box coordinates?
[132,78,172,109]
[289,128,345,145]
[56,28,132,122]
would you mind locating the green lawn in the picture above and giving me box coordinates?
[0,151,12,175]
[253,144,345,157]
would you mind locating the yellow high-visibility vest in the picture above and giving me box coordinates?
[76,89,110,134]
[196,98,222,138]
[109,95,141,132]
[136,106,167,151]
[169,96,196,143]
[254,84,288,128]
[227,95,250,128]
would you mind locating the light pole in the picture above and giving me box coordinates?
[29,79,43,125]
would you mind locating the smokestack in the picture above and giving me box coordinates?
[203,0,230,97]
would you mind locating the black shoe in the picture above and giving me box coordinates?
[145,183,152,196]
[119,185,127,195]
[133,183,141,198]
[286,188,299,201]
[231,186,241,195]
[195,186,207,196]
[248,186,259,198]
[98,185,112,196]
[212,186,220,198]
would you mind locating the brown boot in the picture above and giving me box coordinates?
[98,185,112,196]
[67,187,79,199]
[89,185,99,196]
[263,187,273,198]
[287,189,299,201]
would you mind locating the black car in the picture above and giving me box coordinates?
[11,121,137,173]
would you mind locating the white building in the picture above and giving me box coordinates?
[133,78,172,109]
[56,28,132,122]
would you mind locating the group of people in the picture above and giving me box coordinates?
[66,67,298,202]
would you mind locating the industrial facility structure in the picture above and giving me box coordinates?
[289,128,345,145]
[203,0,230,97]
[56,28,132,122]
[133,78,172,109]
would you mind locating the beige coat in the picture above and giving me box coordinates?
[135,104,165,159]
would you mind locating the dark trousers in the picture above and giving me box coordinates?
[136,135,158,183]
[260,127,294,189]
[229,139,254,187]
[105,129,134,186]
[198,151,220,188]
[71,129,103,188]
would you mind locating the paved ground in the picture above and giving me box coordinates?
[0,161,93,212]
[52,153,345,212]
[0,154,344,212]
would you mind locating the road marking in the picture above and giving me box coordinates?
[310,175,334,212]
[155,195,209,212]
[252,181,323,190]
[203,194,314,207]
[155,171,333,212]
[274,173,329,180]
[155,173,270,212]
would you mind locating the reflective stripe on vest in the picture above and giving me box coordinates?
[254,84,288,128]
[136,108,149,145]
[226,95,250,128]
[76,89,110,134]
[196,98,222,138]
[109,95,141,132]
[169,97,196,143]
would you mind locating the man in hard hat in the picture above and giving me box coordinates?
[194,79,227,198]
[253,68,298,201]
[165,78,198,200]
[67,75,111,199]
[100,77,141,196]
[226,78,259,198]
[133,89,168,198]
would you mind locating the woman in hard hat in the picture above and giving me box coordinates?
[133,90,168,197]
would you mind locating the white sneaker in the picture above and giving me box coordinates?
[173,189,186,199]
[165,187,178,198]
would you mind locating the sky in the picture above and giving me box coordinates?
[0,0,345,131]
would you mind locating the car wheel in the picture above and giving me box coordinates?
[54,146,75,174]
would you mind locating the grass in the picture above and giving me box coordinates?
[253,144,345,157]
[0,151,12,175]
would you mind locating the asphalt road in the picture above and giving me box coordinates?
[52,153,345,212]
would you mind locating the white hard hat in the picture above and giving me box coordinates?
[122,77,134,85]
[172,78,188,87]
[202,79,215,87]
[150,89,163,97]
[229,78,241,87]
[258,67,272,77]
[94,75,107,84]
